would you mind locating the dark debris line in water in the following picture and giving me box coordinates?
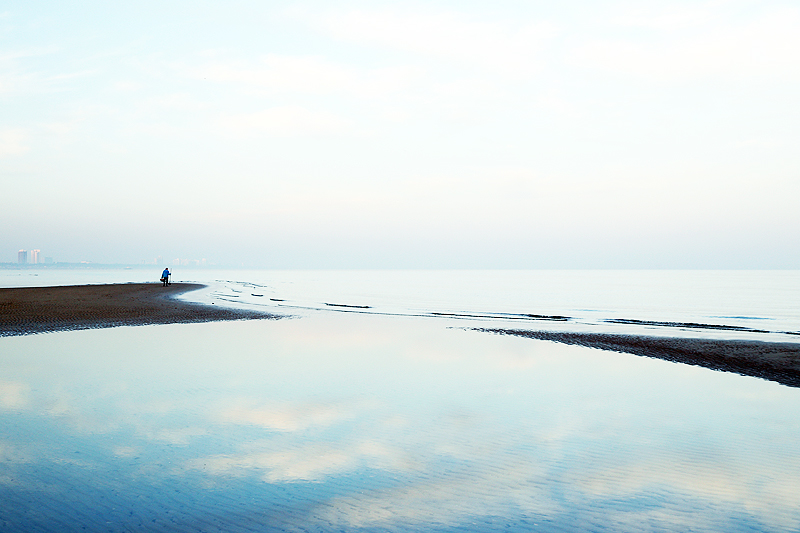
[476,328,800,388]
[430,312,569,321]
[605,318,772,333]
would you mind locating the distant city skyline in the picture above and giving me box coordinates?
[2,1,799,268]
[8,249,207,267]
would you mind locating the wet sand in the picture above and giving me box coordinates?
[478,328,800,388]
[0,283,281,337]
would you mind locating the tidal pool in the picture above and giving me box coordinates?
[2,311,800,532]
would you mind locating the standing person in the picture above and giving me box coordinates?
[161,267,170,286]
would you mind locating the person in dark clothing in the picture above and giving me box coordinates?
[160,268,171,286]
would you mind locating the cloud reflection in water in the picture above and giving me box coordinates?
[0,313,799,531]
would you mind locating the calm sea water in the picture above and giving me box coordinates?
[1,269,799,531]
[4,269,800,339]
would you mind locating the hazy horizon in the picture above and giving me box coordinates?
[3,1,799,269]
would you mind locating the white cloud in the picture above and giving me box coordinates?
[0,441,31,467]
[317,453,557,528]
[191,437,422,483]
[0,47,57,95]
[574,8,800,81]
[0,129,28,157]
[192,54,422,99]
[429,78,499,116]
[191,444,355,482]
[219,105,353,137]
[301,8,559,78]
[220,402,353,432]
[142,92,207,112]
[0,382,28,409]
[149,427,208,445]
[112,446,140,458]
[112,80,142,91]
[576,452,800,531]
[608,2,721,30]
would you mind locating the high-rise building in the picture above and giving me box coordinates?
[18,249,27,264]
[31,249,40,264]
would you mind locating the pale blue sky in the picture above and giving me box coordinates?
[2,1,799,267]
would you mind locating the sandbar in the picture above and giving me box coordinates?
[478,328,800,388]
[0,283,280,337]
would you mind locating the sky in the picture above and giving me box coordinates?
[1,0,799,268]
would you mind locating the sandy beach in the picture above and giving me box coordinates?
[479,328,800,388]
[0,283,280,337]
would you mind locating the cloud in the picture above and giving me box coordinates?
[112,80,142,92]
[112,446,140,458]
[190,443,355,482]
[573,7,800,82]
[0,47,57,95]
[575,452,800,531]
[219,105,353,137]
[0,129,29,157]
[192,54,422,100]
[300,8,559,78]
[0,382,28,409]
[316,452,557,528]
[608,3,720,30]
[141,92,208,112]
[191,438,423,483]
[148,427,208,445]
[0,441,31,467]
[220,402,354,432]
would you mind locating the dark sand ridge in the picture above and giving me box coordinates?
[477,328,800,389]
[0,283,281,337]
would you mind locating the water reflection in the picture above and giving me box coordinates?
[1,313,800,531]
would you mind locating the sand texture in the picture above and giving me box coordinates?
[0,283,280,337]
[478,328,800,388]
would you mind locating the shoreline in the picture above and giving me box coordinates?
[4,283,800,389]
[478,328,800,388]
[0,283,281,337]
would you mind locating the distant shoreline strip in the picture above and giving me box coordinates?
[0,283,282,337]
[477,328,800,389]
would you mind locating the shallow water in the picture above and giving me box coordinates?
[2,270,800,531]
[4,269,798,339]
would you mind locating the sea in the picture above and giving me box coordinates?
[1,269,799,532]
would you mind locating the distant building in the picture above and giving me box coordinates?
[18,249,27,264]
[30,249,40,264]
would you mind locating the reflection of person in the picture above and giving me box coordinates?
[161,268,170,286]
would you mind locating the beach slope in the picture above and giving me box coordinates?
[0,283,280,337]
